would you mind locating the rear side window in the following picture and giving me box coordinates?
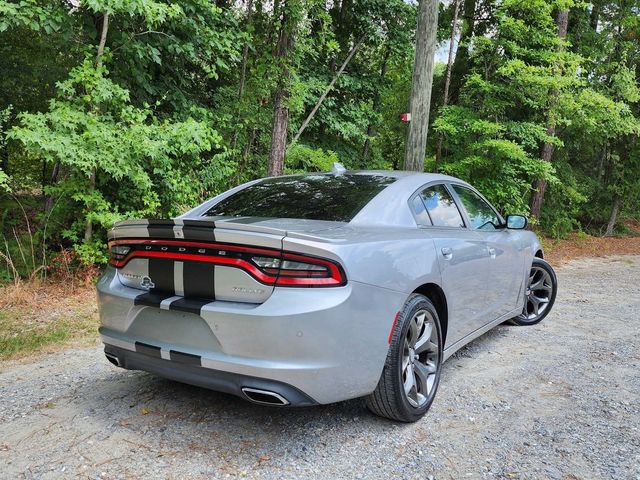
[411,195,432,226]
[420,185,465,228]
[204,174,396,222]
[451,185,501,230]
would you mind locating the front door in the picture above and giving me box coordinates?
[449,184,523,321]
[412,184,493,347]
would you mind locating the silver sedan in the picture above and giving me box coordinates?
[97,168,557,422]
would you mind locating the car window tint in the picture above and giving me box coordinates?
[420,185,465,228]
[203,174,396,222]
[451,185,501,230]
[411,195,432,226]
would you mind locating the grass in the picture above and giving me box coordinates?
[0,281,99,361]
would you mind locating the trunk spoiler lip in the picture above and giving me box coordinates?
[111,218,286,236]
[109,217,347,241]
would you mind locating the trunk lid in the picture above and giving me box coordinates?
[108,217,344,305]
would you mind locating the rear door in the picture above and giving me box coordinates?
[449,184,524,320]
[411,184,493,346]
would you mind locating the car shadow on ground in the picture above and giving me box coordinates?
[78,323,514,452]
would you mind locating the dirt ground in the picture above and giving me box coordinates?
[0,255,639,480]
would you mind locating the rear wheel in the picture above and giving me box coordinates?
[510,257,557,326]
[366,294,443,422]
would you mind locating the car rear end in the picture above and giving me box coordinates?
[97,173,406,405]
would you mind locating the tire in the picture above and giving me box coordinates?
[509,257,558,326]
[366,294,443,422]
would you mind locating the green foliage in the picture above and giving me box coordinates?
[285,144,339,174]
[435,105,556,214]
[8,59,221,263]
[0,0,639,277]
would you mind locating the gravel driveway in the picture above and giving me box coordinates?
[1,256,638,480]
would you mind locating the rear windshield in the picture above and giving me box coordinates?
[204,174,396,222]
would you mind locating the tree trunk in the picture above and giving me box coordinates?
[435,0,462,168]
[269,87,289,176]
[529,9,569,220]
[1,145,7,174]
[95,12,109,68]
[604,195,620,236]
[590,1,600,30]
[267,2,295,177]
[290,36,364,147]
[237,0,254,100]
[85,12,110,243]
[44,161,60,212]
[448,0,476,104]
[232,0,254,152]
[363,48,390,161]
[404,0,439,172]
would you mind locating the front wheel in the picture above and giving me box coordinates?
[510,257,557,326]
[366,294,443,422]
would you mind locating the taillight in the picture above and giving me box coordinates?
[109,244,130,264]
[252,253,346,286]
[108,240,346,287]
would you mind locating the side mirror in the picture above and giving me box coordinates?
[505,215,527,230]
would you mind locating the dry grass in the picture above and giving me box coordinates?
[543,233,640,265]
[0,279,99,361]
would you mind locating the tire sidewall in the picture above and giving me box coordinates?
[516,258,558,325]
[390,294,443,422]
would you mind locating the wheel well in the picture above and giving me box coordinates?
[535,249,544,259]
[412,283,448,345]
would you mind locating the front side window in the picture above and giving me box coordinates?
[420,185,465,228]
[451,185,501,230]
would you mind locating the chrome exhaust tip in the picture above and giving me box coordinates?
[105,352,122,367]
[241,387,290,406]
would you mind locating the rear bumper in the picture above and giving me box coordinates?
[97,266,406,405]
[103,345,318,406]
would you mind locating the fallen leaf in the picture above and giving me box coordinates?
[140,407,149,415]
[258,455,270,462]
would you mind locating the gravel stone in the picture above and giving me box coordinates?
[0,255,638,479]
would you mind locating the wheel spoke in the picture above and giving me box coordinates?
[407,318,418,346]
[414,323,434,353]
[415,312,425,336]
[404,364,415,395]
[415,360,436,381]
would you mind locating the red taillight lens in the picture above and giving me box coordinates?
[271,252,345,286]
[109,244,130,264]
[108,240,346,287]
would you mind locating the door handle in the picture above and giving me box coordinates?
[488,247,496,258]
[441,247,453,260]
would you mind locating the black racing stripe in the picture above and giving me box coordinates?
[147,225,176,239]
[223,217,275,224]
[183,261,215,299]
[181,227,216,242]
[148,258,175,293]
[169,298,210,315]
[169,350,202,366]
[134,292,175,308]
[182,219,217,228]
[146,219,176,239]
[135,341,162,358]
[147,219,175,225]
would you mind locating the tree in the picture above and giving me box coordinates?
[435,0,462,168]
[405,0,439,172]
[267,0,301,176]
[529,7,570,221]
